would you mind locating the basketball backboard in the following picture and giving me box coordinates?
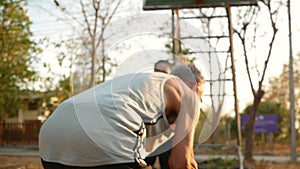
[143,0,258,10]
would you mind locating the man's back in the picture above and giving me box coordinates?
[39,73,174,166]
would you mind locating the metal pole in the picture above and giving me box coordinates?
[287,0,297,163]
[226,6,242,148]
[171,10,176,63]
[172,10,182,65]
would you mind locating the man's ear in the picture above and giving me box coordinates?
[191,83,197,92]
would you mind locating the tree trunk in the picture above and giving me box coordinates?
[244,90,264,161]
[211,126,220,144]
[89,42,96,88]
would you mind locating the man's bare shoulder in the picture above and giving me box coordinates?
[163,77,181,124]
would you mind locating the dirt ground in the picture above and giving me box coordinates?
[0,155,300,169]
[244,161,300,169]
[0,143,300,169]
[0,155,43,169]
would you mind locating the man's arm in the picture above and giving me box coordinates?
[164,78,199,169]
[168,127,197,169]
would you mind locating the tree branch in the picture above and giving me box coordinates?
[80,0,93,38]
[92,0,100,41]
[96,0,121,48]
[234,28,256,96]
[259,0,279,90]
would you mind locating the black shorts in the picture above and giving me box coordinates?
[41,159,151,169]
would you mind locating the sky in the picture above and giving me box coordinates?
[25,0,300,115]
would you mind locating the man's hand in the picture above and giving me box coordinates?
[168,142,198,169]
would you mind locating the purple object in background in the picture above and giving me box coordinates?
[241,114,278,133]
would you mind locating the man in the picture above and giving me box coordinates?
[39,63,205,169]
[145,60,172,169]
[153,60,172,74]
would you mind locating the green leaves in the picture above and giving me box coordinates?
[0,0,38,121]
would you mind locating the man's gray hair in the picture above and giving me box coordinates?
[171,63,204,88]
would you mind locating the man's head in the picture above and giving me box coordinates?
[154,60,172,74]
[171,63,205,99]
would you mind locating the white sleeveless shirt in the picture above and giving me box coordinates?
[39,72,199,166]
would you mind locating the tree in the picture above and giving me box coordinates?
[233,0,285,161]
[265,53,300,115]
[53,0,121,88]
[0,0,39,121]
